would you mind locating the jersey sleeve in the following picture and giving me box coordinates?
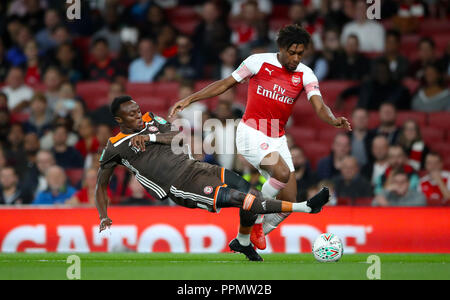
[150,112,172,133]
[99,142,120,169]
[302,68,322,101]
[231,54,262,82]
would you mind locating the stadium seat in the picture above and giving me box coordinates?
[400,34,420,59]
[172,19,201,35]
[336,197,352,206]
[317,128,345,144]
[156,82,180,105]
[292,94,315,119]
[352,197,373,206]
[419,19,450,35]
[138,98,170,118]
[402,78,420,95]
[368,111,380,128]
[10,112,30,123]
[427,112,450,130]
[443,156,450,171]
[76,81,110,110]
[271,4,289,18]
[430,141,448,158]
[287,127,316,143]
[433,33,450,56]
[337,197,373,206]
[320,80,359,106]
[110,166,128,204]
[72,37,92,67]
[396,111,427,127]
[235,82,248,104]
[126,83,156,99]
[166,6,199,22]
[421,127,446,144]
[66,168,84,188]
[298,141,330,168]
[340,96,358,115]
[269,18,290,32]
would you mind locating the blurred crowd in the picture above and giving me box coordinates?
[0,0,449,207]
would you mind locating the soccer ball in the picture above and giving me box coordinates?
[312,233,343,262]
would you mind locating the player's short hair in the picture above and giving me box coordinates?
[110,95,133,118]
[277,24,311,50]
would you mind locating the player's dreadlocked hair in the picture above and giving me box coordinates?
[110,95,133,117]
[276,24,311,50]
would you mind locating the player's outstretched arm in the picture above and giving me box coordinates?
[169,76,238,118]
[310,95,352,131]
[130,131,180,152]
[95,166,115,232]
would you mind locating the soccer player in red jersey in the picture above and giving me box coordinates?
[170,25,351,250]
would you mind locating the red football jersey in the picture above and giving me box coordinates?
[232,53,321,137]
[418,171,450,206]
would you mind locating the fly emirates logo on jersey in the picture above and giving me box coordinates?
[256,83,295,105]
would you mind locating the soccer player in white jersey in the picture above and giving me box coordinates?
[170,25,351,251]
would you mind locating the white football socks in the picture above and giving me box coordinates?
[236,233,250,246]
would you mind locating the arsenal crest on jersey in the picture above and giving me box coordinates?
[291,74,301,86]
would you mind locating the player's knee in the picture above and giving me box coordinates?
[272,166,290,184]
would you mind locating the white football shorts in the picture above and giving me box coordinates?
[236,121,295,180]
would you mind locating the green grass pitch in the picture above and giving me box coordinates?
[0,253,448,280]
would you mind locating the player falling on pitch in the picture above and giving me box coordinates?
[95,96,330,261]
[170,24,352,251]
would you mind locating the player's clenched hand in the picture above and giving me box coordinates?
[99,217,112,233]
[333,117,352,131]
[131,135,149,152]
[169,98,190,118]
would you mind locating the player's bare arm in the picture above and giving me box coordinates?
[310,95,352,131]
[169,76,238,117]
[130,131,180,152]
[95,165,115,232]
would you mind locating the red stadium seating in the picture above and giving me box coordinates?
[353,197,374,206]
[402,78,420,95]
[287,127,316,143]
[269,18,290,32]
[400,34,421,59]
[171,19,201,35]
[156,82,180,105]
[65,168,84,187]
[396,111,427,127]
[10,112,30,123]
[298,141,330,168]
[337,197,373,206]
[166,6,198,21]
[444,156,450,171]
[340,96,358,115]
[76,81,110,110]
[317,128,345,144]
[320,80,359,106]
[271,5,289,19]
[126,83,156,98]
[419,19,450,35]
[430,141,448,158]
[427,112,450,130]
[369,111,380,128]
[235,82,249,104]
[421,127,446,144]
